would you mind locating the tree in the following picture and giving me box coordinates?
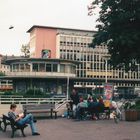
[89,0,140,71]
[21,44,30,58]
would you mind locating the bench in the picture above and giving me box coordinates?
[23,104,58,119]
[0,114,28,138]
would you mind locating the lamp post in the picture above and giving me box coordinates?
[66,76,69,101]
[102,55,110,84]
[105,59,108,83]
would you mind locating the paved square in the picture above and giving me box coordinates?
[0,118,140,140]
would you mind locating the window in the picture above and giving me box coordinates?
[20,64,24,72]
[46,64,51,72]
[53,64,57,72]
[60,64,65,73]
[25,64,30,72]
[33,63,38,72]
[39,63,45,72]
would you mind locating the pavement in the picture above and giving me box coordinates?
[0,118,140,140]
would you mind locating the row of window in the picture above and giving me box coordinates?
[60,36,92,43]
[60,51,107,62]
[11,63,76,74]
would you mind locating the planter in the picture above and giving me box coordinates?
[125,109,138,121]
[137,110,140,120]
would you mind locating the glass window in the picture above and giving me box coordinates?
[53,64,57,72]
[33,63,38,72]
[46,64,51,72]
[20,64,24,72]
[13,64,19,72]
[60,64,65,73]
[25,64,30,72]
[39,63,45,72]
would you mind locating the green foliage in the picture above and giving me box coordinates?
[24,89,51,98]
[2,91,24,97]
[90,0,140,71]
[135,100,140,109]
[21,44,30,58]
[124,100,140,110]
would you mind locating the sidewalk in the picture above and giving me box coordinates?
[0,118,140,140]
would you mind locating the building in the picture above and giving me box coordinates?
[27,25,140,96]
[0,54,13,91]
[4,58,79,94]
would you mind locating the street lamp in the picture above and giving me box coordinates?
[66,76,69,101]
[102,55,110,83]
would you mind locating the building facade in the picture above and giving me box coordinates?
[27,25,140,96]
[4,58,78,94]
[0,54,13,91]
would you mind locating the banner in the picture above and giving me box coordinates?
[104,83,113,100]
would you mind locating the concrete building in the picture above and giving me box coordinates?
[0,54,13,91]
[4,58,79,94]
[27,25,140,96]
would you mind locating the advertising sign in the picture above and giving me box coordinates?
[104,83,113,100]
[42,49,51,58]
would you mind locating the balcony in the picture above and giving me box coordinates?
[5,72,76,78]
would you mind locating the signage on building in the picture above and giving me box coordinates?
[104,83,113,100]
[41,49,51,58]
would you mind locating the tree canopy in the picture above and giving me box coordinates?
[21,44,30,58]
[89,0,140,71]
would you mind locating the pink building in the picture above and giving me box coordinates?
[27,26,57,58]
[27,25,94,59]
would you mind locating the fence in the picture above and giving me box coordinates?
[0,97,67,106]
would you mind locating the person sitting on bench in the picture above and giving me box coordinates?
[8,103,40,136]
[75,97,88,120]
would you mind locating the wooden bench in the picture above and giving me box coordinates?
[0,114,28,138]
[22,104,58,119]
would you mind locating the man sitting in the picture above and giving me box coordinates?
[8,103,40,136]
[75,97,88,120]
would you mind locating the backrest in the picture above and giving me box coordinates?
[3,114,10,123]
[2,114,16,126]
[23,104,55,111]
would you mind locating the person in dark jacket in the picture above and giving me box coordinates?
[70,89,80,108]
[8,103,40,136]
[69,89,80,118]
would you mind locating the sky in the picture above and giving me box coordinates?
[0,0,98,56]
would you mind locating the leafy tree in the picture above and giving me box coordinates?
[89,0,140,71]
[21,44,30,58]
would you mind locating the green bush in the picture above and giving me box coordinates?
[24,89,51,98]
[136,100,140,106]
[125,100,140,110]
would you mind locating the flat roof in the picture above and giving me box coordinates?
[27,25,96,33]
[4,58,80,65]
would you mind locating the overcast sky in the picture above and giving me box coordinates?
[0,0,98,56]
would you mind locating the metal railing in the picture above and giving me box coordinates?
[0,97,67,106]
[6,71,76,78]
